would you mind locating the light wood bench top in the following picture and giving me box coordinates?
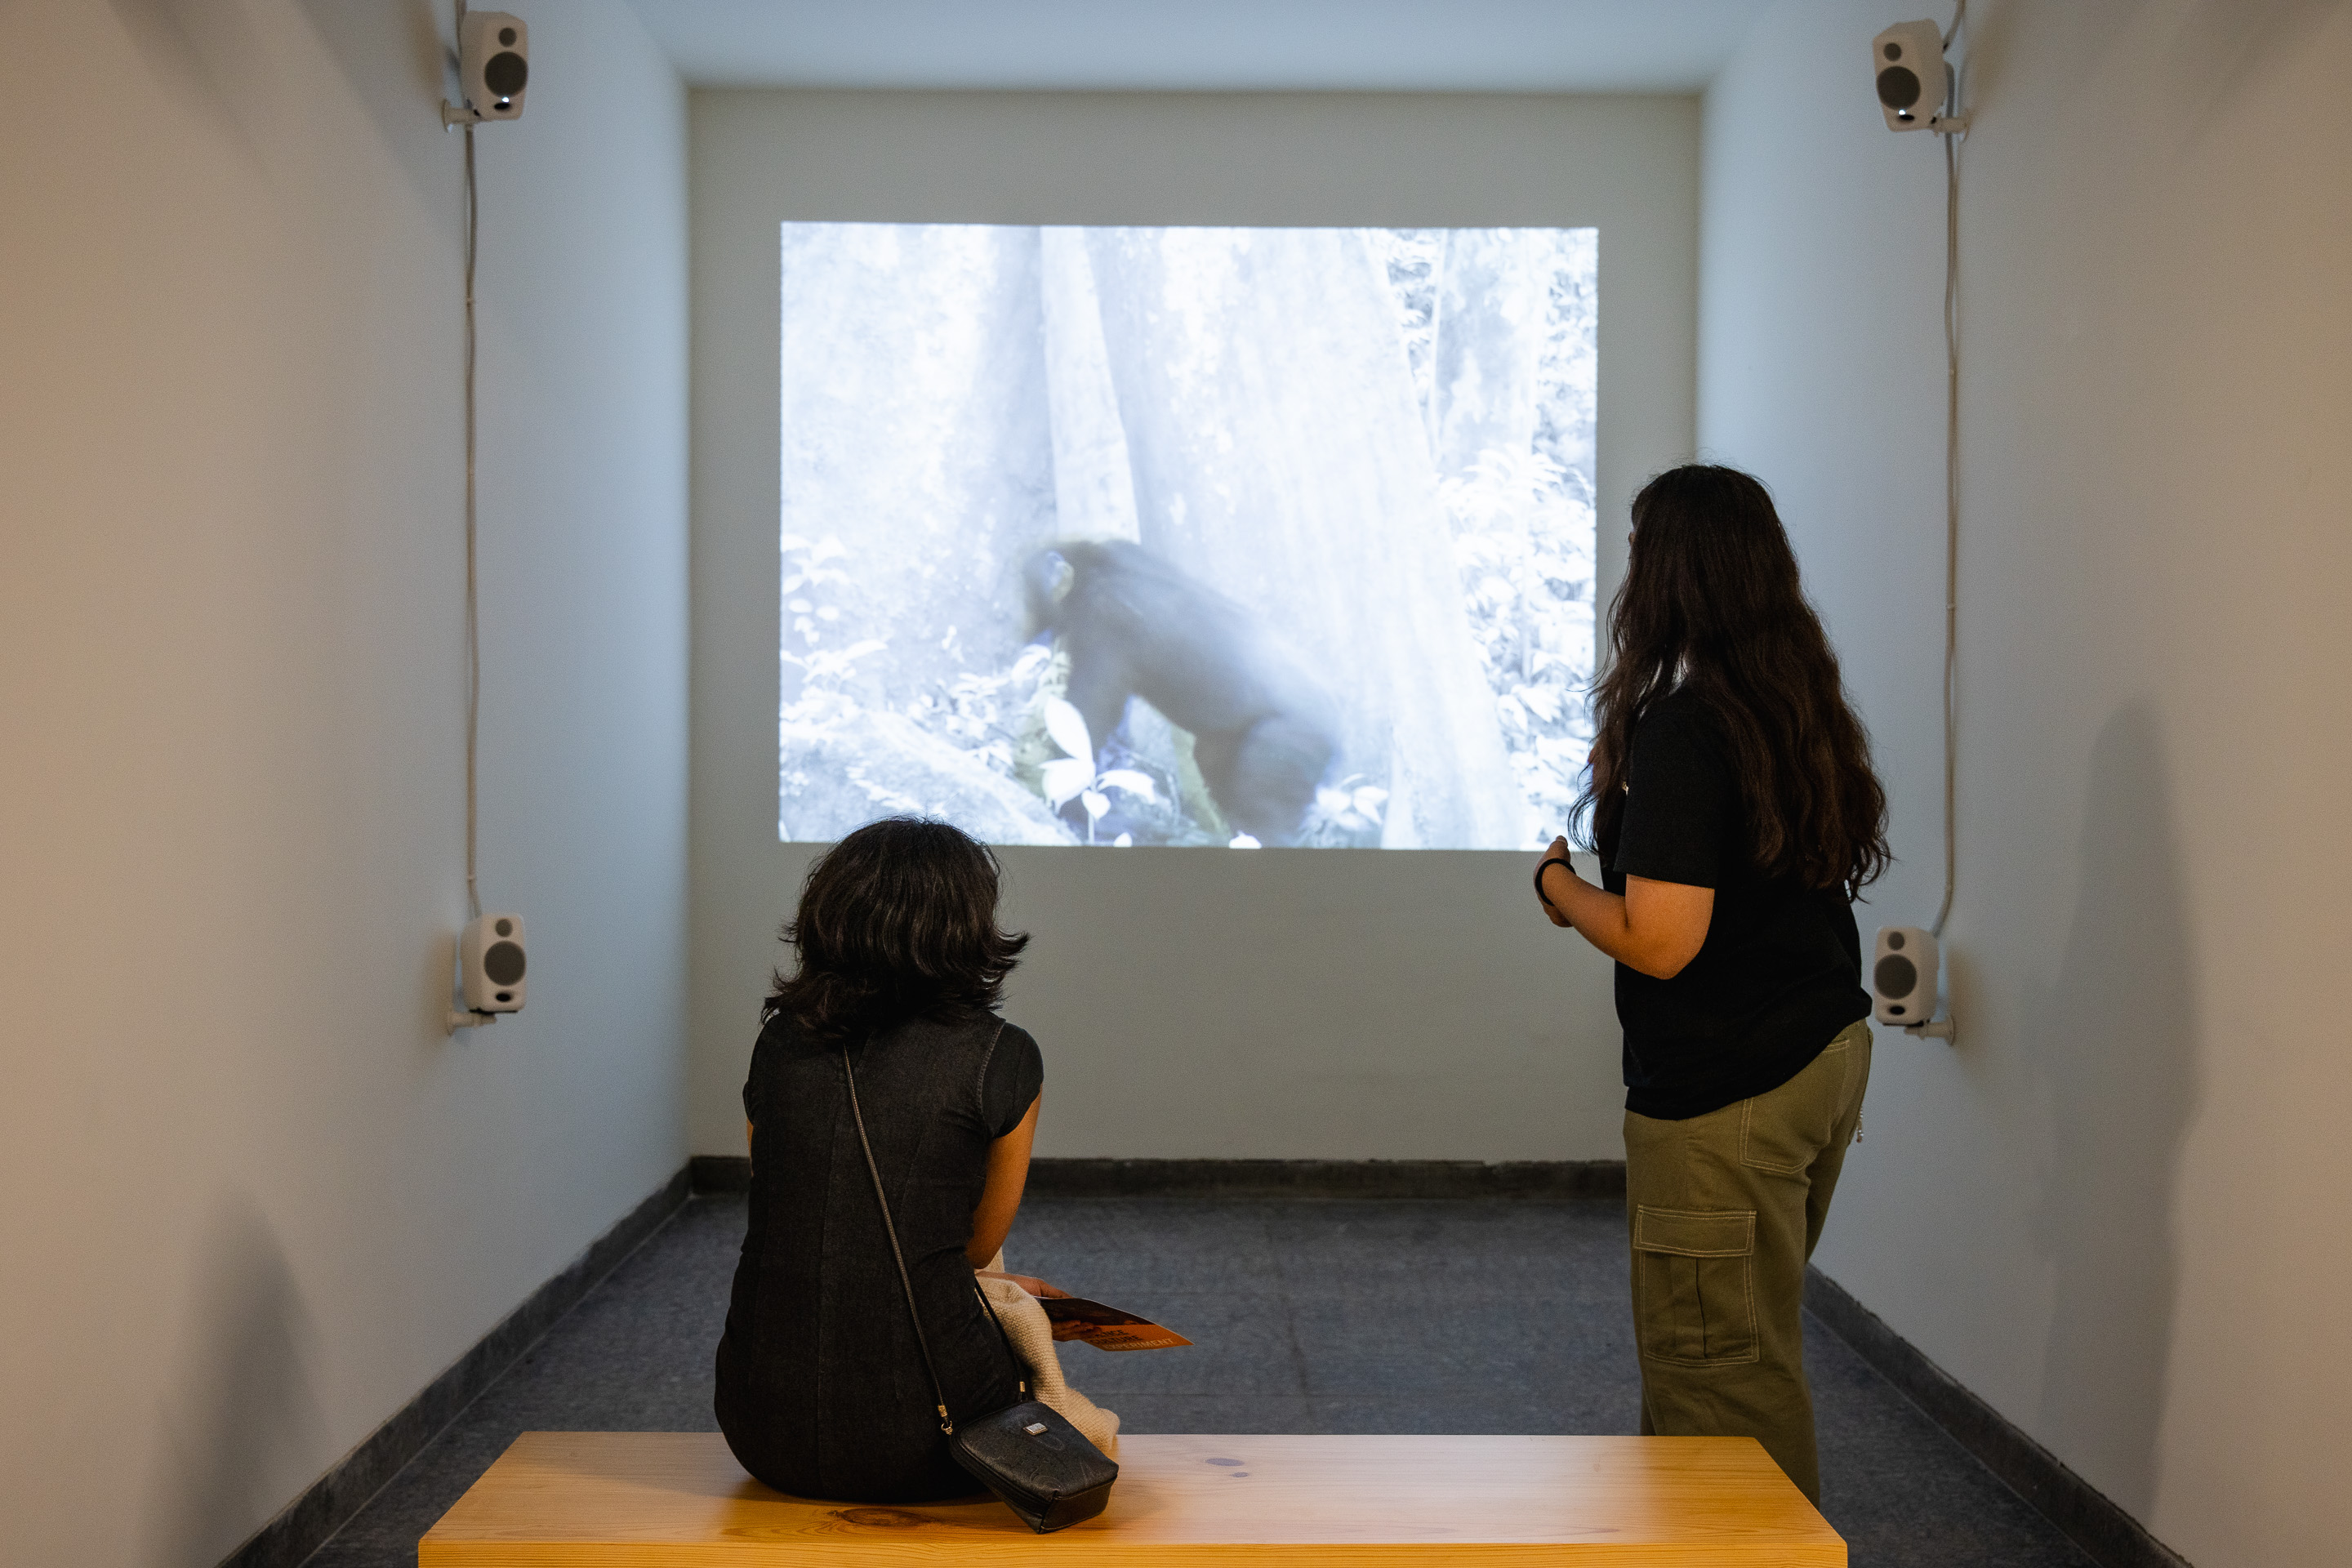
[420,1431,1843,1565]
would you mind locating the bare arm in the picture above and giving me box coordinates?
[965,1094,1040,1268]
[969,1097,1078,1331]
[1536,836,1715,979]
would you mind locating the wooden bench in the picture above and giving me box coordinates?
[420,1431,1844,1564]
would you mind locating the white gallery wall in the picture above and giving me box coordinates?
[688,90,1702,1161]
[0,2,688,1563]
[1700,2,2352,1563]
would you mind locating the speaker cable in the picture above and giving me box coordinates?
[1931,0,1967,941]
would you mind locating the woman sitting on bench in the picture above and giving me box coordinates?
[715,816,1071,1503]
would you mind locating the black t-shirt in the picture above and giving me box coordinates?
[1601,691,1869,1119]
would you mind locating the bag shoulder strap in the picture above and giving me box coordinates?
[843,1041,956,1436]
[841,1023,1027,1439]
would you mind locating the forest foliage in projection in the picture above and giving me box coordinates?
[778,223,1597,850]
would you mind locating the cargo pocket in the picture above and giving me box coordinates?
[1632,1207,1758,1366]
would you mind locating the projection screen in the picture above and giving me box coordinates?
[779,223,1597,850]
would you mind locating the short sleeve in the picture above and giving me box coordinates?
[1610,698,1738,889]
[741,1026,769,1122]
[742,1007,786,1122]
[978,1022,1045,1139]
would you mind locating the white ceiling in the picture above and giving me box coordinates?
[628,1,1775,94]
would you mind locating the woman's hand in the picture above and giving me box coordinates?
[977,1270,1092,1339]
[1535,836,1576,927]
[1535,836,1715,979]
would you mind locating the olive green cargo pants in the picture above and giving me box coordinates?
[1623,1019,1873,1503]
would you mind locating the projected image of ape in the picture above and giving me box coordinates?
[778,224,1597,849]
[1026,541,1342,845]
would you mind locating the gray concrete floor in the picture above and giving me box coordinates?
[303,1193,2091,1567]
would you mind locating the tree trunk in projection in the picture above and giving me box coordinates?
[1432,229,1546,693]
[1084,227,1522,849]
[777,223,1052,711]
[1040,229,1142,545]
[1432,229,1545,486]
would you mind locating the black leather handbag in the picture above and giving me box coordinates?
[842,1045,1119,1534]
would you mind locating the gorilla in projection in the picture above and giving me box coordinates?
[1023,541,1342,844]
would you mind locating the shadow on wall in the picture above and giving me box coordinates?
[2027,702,2201,1521]
[298,0,455,199]
[2163,0,2346,138]
[140,1195,326,1567]
[1965,0,2345,144]
[113,0,459,198]
[106,0,272,163]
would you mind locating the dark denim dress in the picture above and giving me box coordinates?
[715,1009,1044,1503]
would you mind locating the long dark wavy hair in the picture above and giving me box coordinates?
[1573,466,1890,896]
[766,817,1031,1046]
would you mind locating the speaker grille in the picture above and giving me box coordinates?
[485,51,528,96]
[483,940,527,986]
[1874,953,1918,1000]
[1877,65,1922,109]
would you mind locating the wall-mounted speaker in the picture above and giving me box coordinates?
[1872,20,1949,131]
[457,11,528,122]
[1871,925,1938,1025]
[460,913,528,1013]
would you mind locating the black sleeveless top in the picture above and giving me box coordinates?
[714,1009,1045,1503]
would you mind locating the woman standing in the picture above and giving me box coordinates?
[1535,466,1889,1504]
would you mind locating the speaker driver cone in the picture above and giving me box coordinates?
[484,52,528,96]
[483,940,527,986]
[1873,953,1918,999]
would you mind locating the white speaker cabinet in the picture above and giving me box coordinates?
[1871,924,1938,1026]
[461,912,528,1013]
[1871,20,1948,131]
[457,12,528,122]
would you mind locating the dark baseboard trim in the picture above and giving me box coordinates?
[1804,1266,2191,1568]
[1027,1157,1628,1199]
[220,1164,693,1568]
[696,1154,1624,1200]
[690,1152,752,1192]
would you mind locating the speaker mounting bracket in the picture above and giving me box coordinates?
[1904,1018,1958,1043]
[447,1009,497,1034]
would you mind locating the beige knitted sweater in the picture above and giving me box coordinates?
[978,1254,1122,1454]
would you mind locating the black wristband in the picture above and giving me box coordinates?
[1534,854,1576,911]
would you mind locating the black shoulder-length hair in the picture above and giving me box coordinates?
[1573,465,1891,896]
[767,817,1030,1047]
